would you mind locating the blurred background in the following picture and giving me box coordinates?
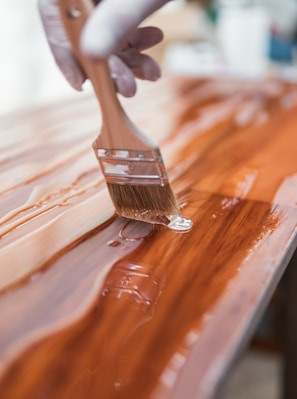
[1,0,296,397]
[2,0,297,116]
[0,0,83,116]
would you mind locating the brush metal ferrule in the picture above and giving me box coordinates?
[93,148,169,186]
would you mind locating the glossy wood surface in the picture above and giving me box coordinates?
[0,77,297,399]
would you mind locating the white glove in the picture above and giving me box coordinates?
[38,0,171,97]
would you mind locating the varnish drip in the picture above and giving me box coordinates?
[102,261,163,308]
[167,214,193,231]
[119,220,154,241]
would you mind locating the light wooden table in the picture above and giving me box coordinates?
[0,77,296,399]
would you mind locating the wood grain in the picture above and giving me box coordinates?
[0,77,296,399]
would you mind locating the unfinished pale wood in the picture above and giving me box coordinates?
[0,77,296,399]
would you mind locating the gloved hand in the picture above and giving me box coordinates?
[38,0,171,97]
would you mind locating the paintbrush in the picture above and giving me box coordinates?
[57,0,192,231]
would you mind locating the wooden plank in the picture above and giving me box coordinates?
[0,77,296,399]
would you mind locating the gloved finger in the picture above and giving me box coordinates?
[127,26,164,52]
[117,49,161,81]
[108,55,137,97]
[38,0,86,90]
[81,0,170,58]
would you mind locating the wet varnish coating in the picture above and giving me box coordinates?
[0,78,297,399]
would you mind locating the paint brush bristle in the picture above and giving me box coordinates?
[107,183,179,225]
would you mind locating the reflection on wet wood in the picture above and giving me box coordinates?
[0,77,297,399]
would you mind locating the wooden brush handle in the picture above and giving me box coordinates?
[57,0,129,136]
[57,0,158,150]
